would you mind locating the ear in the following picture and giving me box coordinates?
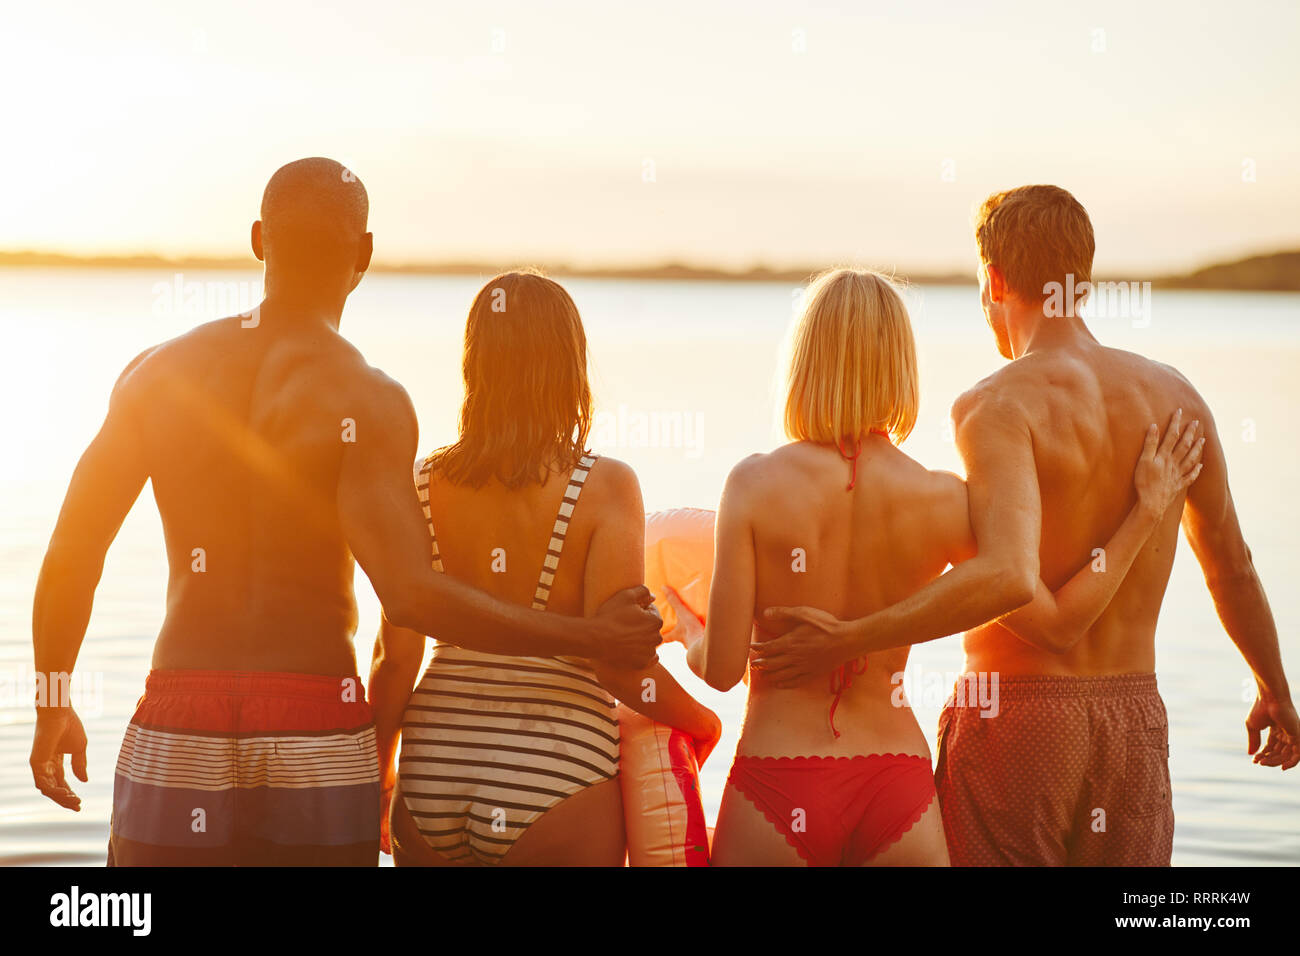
[251,221,264,262]
[984,263,1007,304]
[345,233,374,295]
[356,232,373,274]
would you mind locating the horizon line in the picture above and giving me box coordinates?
[2,247,1299,292]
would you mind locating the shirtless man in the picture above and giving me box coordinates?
[29,158,662,866]
[755,184,1298,865]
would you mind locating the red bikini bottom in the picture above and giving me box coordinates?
[726,754,936,866]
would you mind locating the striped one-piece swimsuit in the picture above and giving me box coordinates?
[397,453,620,865]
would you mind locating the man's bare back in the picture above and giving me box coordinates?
[958,338,1205,677]
[119,312,402,675]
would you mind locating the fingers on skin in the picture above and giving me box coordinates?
[1159,408,1184,458]
[1141,423,1159,461]
[1175,419,1199,457]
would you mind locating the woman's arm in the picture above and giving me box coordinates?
[999,416,1204,653]
[686,458,757,692]
[584,460,721,762]
[367,615,426,853]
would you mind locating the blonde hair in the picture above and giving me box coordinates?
[783,269,918,446]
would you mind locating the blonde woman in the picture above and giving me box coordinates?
[687,268,1202,866]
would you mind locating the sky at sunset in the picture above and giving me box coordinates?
[1,0,1297,275]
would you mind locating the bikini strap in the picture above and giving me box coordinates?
[532,454,597,611]
[414,456,445,574]
[828,656,868,738]
[837,436,863,491]
[836,428,890,492]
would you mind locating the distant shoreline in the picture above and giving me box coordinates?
[2,249,1298,292]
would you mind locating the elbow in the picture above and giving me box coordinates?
[1041,625,1084,655]
[702,663,744,693]
[377,569,437,635]
[988,561,1036,614]
[378,593,422,636]
[689,643,741,692]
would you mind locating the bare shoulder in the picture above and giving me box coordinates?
[699,450,769,520]
[104,319,233,409]
[951,364,1036,432]
[724,450,777,495]
[583,455,643,509]
[345,362,418,438]
[299,328,414,421]
[1130,351,1208,411]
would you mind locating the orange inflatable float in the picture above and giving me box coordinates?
[620,508,716,867]
[643,507,714,644]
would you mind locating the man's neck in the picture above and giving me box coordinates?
[1009,309,1096,359]
[258,285,347,331]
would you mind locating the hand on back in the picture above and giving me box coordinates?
[1134,408,1204,520]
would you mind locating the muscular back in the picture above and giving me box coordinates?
[120,314,392,675]
[963,339,1205,676]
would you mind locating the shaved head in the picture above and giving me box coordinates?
[255,158,371,301]
[259,157,368,266]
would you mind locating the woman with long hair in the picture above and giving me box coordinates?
[370,270,720,866]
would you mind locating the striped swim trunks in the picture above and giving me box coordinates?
[108,670,380,866]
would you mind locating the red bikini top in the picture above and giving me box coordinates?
[826,427,889,737]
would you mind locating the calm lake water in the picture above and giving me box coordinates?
[1,267,1297,865]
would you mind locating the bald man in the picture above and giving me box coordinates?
[30,158,662,866]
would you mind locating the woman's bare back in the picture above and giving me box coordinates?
[731,434,974,756]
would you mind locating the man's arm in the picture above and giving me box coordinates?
[337,376,661,668]
[1181,404,1297,768]
[754,387,1040,685]
[31,352,152,809]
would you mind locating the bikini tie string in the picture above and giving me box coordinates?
[837,429,888,491]
[828,657,868,738]
[837,436,863,491]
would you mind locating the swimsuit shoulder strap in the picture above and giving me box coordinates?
[414,456,445,574]
[532,454,597,611]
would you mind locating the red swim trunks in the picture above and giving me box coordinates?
[726,754,936,866]
[108,670,380,866]
[934,673,1173,866]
